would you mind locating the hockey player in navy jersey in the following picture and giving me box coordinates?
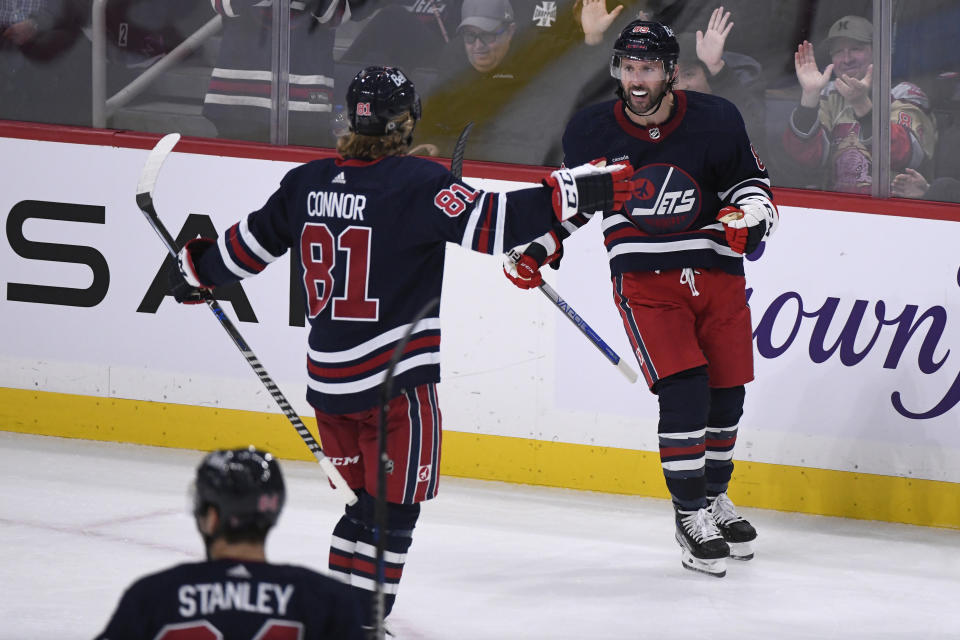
[504,21,778,578]
[169,66,633,624]
[95,447,365,639]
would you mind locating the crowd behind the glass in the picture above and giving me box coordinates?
[2,0,958,202]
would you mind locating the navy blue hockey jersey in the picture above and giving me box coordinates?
[94,559,363,640]
[192,154,555,414]
[560,90,773,276]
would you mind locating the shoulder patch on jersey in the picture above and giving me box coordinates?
[434,183,479,217]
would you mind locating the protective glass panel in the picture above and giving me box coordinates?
[1,0,957,205]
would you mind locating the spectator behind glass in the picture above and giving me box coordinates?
[1,0,46,45]
[672,8,766,160]
[203,0,372,148]
[0,0,91,125]
[783,15,938,194]
[416,0,585,164]
[459,0,517,73]
[891,169,960,203]
[417,0,524,157]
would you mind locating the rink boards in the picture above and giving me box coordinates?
[1,127,959,529]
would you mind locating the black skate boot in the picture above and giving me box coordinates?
[708,492,757,560]
[674,507,730,577]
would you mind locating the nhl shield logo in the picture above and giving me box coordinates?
[649,127,661,140]
[625,163,702,234]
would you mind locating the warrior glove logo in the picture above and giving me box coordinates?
[625,163,701,234]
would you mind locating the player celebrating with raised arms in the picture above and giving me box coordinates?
[168,65,633,627]
[504,22,777,578]
[95,447,365,639]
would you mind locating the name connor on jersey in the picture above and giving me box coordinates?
[307,190,367,220]
[178,581,294,617]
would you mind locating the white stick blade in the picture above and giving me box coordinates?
[136,133,181,197]
[617,358,639,383]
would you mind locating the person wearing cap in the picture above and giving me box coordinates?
[457,0,517,73]
[783,15,937,194]
[671,8,766,159]
[417,0,529,160]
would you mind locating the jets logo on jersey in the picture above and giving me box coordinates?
[626,163,701,234]
[532,1,557,27]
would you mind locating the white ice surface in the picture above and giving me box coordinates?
[1,431,958,639]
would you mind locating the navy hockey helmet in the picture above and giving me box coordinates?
[610,20,680,81]
[346,65,422,136]
[193,447,285,538]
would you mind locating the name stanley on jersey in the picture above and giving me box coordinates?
[307,190,367,220]
[178,581,294,617]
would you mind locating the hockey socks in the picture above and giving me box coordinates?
[328,492,420,624]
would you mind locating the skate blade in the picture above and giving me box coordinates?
[680,549,727,577]
[728,541,754,561]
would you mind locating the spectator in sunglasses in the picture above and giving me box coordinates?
[458,0,517,73]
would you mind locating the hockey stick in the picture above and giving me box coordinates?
[450,123,633,383]
[135,133,358,506]
[450,121,473,180]
[507,250,638,383]
[369,297,441,640]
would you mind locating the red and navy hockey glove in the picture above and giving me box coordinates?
[717,198,778,255]
[543,162,634,221]
[169,237,215,304]
[503,234,563,290]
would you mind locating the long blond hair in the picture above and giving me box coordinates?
[336,113,417,160]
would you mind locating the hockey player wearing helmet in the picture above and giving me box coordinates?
[505,21,778,578]
[169,65,633,626]
[609,21,680,119]
[95,447,364,639]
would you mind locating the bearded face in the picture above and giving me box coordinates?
[619,58,671,115]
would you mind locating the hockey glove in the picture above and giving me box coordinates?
[503,233,563,290]
[717,197,778,255]
[170,237,215,304]
[544,162,634,221]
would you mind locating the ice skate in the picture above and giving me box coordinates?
[675,507,729,577]
[709,492,757,560]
